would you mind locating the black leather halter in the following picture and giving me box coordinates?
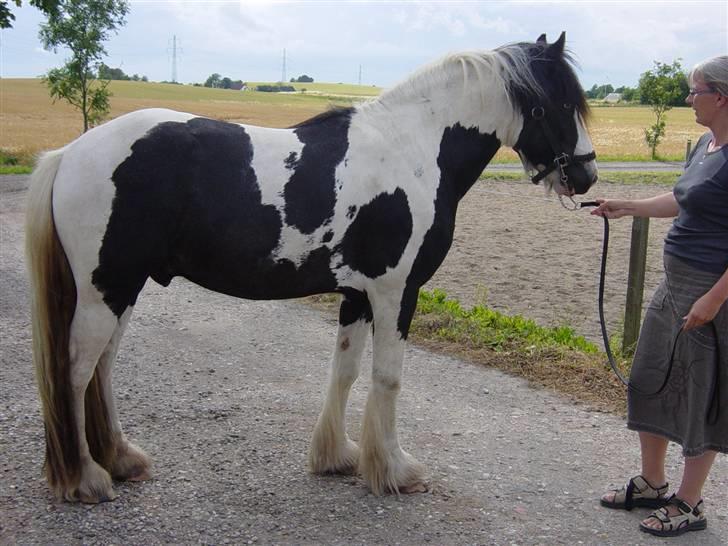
[527,106,596,191]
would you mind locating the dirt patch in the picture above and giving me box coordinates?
[425,177,674,345]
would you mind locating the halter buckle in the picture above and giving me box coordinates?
[554,153,570,168]
[558,194,580,211]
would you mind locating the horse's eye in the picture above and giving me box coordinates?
[563,103,572,109]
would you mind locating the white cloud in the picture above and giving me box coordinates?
[2,1,725,87]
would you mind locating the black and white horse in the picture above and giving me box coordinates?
[26,33,597,503]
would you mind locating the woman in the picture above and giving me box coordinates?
[595,55,728,537]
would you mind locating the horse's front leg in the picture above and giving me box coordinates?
[309,290,371,475]
[359,291,426,495]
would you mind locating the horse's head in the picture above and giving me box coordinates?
[505,32,598,196]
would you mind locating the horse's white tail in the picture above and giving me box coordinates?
[25,149,115,500]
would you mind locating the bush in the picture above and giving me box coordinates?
[256,85,295,93]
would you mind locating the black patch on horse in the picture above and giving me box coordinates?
[283,107,354,234]
[338,288,373,326]
[338,188,413,279]
[397,124,501,337]
[93,117,337,317]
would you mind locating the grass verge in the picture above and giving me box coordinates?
[481,170,679,186]
[307,289,630,415]
[0,165,33,175]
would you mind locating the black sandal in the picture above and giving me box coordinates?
[639,494,707,537]
[600,475,669,511]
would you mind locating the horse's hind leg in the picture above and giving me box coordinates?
[67,297,123,503]
[96,307,152,482]
[309,291,371,475]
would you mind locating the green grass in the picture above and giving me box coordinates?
[107,80,367,105]
[0,165,32,174]
[248,81,382,97]
[480,170,680,186]
[412,288,598,353]
[598,171,680,186]
[0,148,35,171]
[107,80,381,105]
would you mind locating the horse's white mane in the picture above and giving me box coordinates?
[373,43,544,109]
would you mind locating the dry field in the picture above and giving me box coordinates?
[1,78,706,161]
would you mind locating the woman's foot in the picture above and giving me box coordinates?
[639,495,707,537]
[600,475,669,510]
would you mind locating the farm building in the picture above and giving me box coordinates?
[604,92,622,103]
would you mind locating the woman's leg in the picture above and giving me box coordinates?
[601,431,669,504]
[638,431,669,488]
[675,450,718,504]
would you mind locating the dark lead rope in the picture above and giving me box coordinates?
[580,201,720,425]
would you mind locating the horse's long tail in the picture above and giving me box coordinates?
[25,149,114,499]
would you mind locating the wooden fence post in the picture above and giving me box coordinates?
[686,139,692,162]
[623,217,650,355]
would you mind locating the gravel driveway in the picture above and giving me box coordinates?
[1,175,726,545]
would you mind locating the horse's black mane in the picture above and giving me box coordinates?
[289,106,356,129]
[503,40,590,121]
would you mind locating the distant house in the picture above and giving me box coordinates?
[231,81,248,91]
[604,92,622,103]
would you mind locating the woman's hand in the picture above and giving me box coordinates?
[683,292,723,331]
[589,199,634,219]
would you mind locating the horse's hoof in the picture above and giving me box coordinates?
[126,469,152,482]
[79,489,118,504]
[400,482,428,494]
[112,442,152,482]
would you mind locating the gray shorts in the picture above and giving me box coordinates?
[627,254,727,456]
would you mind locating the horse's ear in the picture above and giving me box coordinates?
[545,31,566,58]
[537,34,547,44]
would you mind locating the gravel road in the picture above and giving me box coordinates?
[1,175,726,545]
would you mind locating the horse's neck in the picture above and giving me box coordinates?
[374,58,522,145]
[363,70,516,200]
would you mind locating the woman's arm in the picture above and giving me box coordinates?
[590,192,679,219]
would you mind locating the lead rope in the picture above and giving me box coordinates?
[579,202,721,425]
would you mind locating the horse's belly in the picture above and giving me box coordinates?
[170,245,339,301]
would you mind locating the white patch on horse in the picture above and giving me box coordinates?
[244,125,322,267]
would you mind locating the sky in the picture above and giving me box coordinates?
[1,0,726,91]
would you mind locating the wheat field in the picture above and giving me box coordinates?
[0,78,705,162]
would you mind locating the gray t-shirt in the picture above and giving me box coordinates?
[664,132,728,274]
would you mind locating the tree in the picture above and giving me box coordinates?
[204,73,222,88]
[638,60,689,159]
[40,0,130,132]
[98,62,128,80]
[0,0,59,28]
[615,85,639,102]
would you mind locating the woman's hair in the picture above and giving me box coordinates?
[690,55,728,96]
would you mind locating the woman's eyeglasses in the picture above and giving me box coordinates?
[688,88,716,97]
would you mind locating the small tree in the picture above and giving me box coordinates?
[39,0,129,132]
[638,60,688,159]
